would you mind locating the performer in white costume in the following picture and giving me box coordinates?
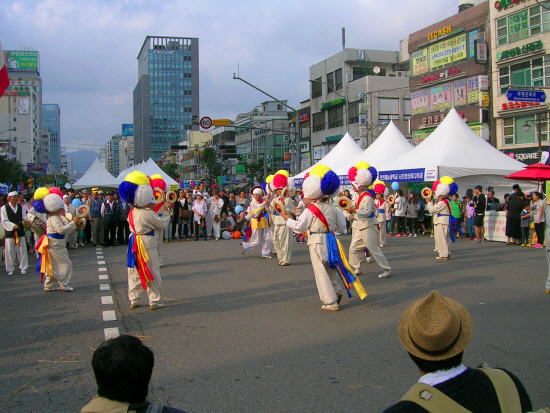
[1,191,28,275]
[270,170,294,266]
[241,186,272,258]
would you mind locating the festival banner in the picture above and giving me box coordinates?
[468,30,479,57]
[453,79,467,107]
[508,10,529,43]
[411,89,429,115]
[484,211,507,243]
[430,83,451,111]
[412,48,428,76]
[429,34,467,70]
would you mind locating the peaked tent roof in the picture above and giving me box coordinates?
[334,121,413,175]
[382,108,526,178]
[138,158,179,189]
[294,132,363,179]
[73,158,120,190]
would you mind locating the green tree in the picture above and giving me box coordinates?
[160,163,180,180]
[245,160,264,185]
[0,156,28,188]
[200,147,218,184]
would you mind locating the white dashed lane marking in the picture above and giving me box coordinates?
[96,248,121,340]
[99,274,108,280]
[102,310,116,321]
[99,284,110,291]
[97,261,105,265]
[104,327,120,340]
[101,296,113,305]
[98,267,107,272]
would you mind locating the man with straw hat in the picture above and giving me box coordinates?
[383,291,532,412]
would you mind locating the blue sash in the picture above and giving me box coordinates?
[437,214,462,243]
[47,234,65,240]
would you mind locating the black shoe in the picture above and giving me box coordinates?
[195,238,199,241]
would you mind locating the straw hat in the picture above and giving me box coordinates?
[398,291,473,361]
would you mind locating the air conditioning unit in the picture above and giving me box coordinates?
[396,71,407,77]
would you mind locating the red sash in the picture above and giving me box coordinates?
[357,191,374,209]
[307,204,329,232]
[441,198,451,214]
[376,199,385,209]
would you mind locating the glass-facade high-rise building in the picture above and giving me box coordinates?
[42,103,61,172]
[133,36,199,162]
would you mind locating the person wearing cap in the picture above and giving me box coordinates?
[383,290,532,412]
[192,192,208,241]
[241,186,272,258]
[472,185,486,243]
[1,191,29,275]
[89,188,104,246]
[63,195,78,249]
[101,191,118,247]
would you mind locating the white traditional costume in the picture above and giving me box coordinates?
[270,170,295,266]
[374,181,390,247]
[119,171,167,310]
[1,191,28,275]
[347,162,392,279]
[207,194,224,240]
[150,175,170,267]
[242,186,272,258]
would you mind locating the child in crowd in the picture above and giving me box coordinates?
[450,193,462,239]
[386,206,393,237]
[464,194,476,240]
[521,204,531,246]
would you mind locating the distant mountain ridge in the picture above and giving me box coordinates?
[67,150,100,173]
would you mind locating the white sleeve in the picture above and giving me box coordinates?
[1,206,15,231]
[286,208,312,233]
[335,208,347,232]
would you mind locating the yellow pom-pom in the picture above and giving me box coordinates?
[125,171,150,186]
[275,169,289,178]
[150,174,163,181]
[368,184,374,189]
[440,176,454,185]
[265,174,274,184]
[355,161,370,170]
[310,164,331,178]
[373,180,385,187]
[34,187,50,201]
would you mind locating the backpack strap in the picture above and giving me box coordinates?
[478,367,522,413]
[400,383,472,413]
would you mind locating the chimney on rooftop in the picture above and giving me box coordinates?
[458,0,474,12]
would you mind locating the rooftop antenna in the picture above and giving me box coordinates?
[342,27,346,50]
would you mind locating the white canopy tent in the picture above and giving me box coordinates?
[294,132,363,183]
[379,108,534,197]
[117,158,179,190]
[72,158,120,190]
[334,121,413,176]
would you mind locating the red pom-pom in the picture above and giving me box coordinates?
[152,178,166,191]
[49,187,63,197]
[432,180,440,192]
[273,174,288,189]
[348,166,357,182]
[148,177,154,190]
[304,172,310,180]
[374,183,385,194]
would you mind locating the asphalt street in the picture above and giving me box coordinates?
[0,233,548,412]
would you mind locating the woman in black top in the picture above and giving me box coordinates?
[505,191,524,245]
[172,190,191,241]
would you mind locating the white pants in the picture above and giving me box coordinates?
[211,215,220,239]
[44,244,72,288]
[4,237,28,273]
[155,231,163,266]
[128,246,162,306]
[378,221,387,245]
[243,228,272,257]
[434,224,450,258]
[272,224,292,264]
[206,214,213,237]
[349,226,390,272]
[67,230,77,247]
[309,242,341,305]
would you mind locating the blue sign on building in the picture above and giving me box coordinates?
[122,124,134,136]
[506,90,547,103]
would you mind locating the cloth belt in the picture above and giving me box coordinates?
[309,231,328,235]
[378,209,385,213]
[437,214,462,242]
[47,233,65,239]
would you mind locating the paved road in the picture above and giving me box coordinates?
[0,233,548,412]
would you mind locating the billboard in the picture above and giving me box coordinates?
[6,50,39,71]
[27,163,49,175]
[122,124,134,136]
[453,79,467,106]
[508,10,529,43]
[411,48,428,76]
[411,89,429,115]
[430,83,451,111]
[429,34,466,70]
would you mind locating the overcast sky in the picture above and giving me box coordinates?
[2,0,472,154]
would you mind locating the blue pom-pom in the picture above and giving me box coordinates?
[367,189,376,198]
[320,171,340,195]
[449,182,459,196]
[33,200,47,214]
[368,166,378,183]
[119,181,138,204]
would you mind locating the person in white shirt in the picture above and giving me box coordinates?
[1,191,28,275]
[63,195,78,249]
[207,189,224,240]
[393,189,407,236]
[192,193,208,241]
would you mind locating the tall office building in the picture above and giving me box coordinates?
[133,36,199,162]
[42,103,61,172]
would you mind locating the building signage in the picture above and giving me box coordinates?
[213,119,231,126]
[321,98,346,110]
[503,146,549,165]
[428,26,452,41]
[422,67,461,84]
[454,79,467,106]
[494,0,521,10]
[412,49,429,76]
[300,141,310,152]
[475,40,488,64]
[6,51,39,71]
[313,146,327,160]
[422,113,447,128]
[325,134,343,143]
[500,101,541,110]
[379,168,430,183]
[254,129,267,135]
[299,113,310,123]
[469,30,479,57]
[153,50,176,54]
[506,89,547,103]
[26,163,50,175]
[497,41,544,61]
[122,124,134,136]
[412,90,429,115]
[467,75,489,104]
[429,34,467,71]
[430,83,451,111]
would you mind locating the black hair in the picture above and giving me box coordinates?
[24,193,33,202]
[91,335,154,404]
[408,351,464,374]
[466,188,474,198]
[398,189,404,196]
[533,191,542,199]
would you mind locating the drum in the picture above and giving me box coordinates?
[28,214,47,236]
[154,190,164,204]
[421,187,433,199]
[273,199,286,215]
[166,191,177,204]
[336,197,351,210]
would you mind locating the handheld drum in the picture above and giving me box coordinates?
[165,190,177,204]
[388,195,395,205]
[273,199,286,215]
[27,214,47,236]
[336,197,351,210]
[281,187,289,198]
[154,190,164,204]
[421,187,433,199]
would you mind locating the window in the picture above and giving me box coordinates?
[378,98,400,121]
[403,98,412,121]
[348,101,359,124]
[497,4,550,45]
[277,104,283,110]
[335,69,343,90]
[326,72,335,92]
[311,78,322,98]
[503,114,549,145]
[353,67,366,81]
[313,112,325,132]
[328,106,343,128]
[499,57,550,94]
